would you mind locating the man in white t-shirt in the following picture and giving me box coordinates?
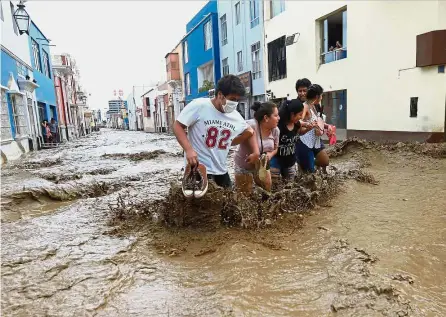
[173,75,259,191]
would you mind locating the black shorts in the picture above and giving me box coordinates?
[208,173,232,188]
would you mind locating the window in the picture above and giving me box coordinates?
[198,61,214,91]
[183,41,189,64]
[237,51,243,72]
[185,73,191,96]
[10,2,18,35]
[1,1,4,22]
[251,42,261,79]
[321,9,347,64]
[204,20,212,50]
[235,2,241,25]
[222,58,229,76]
[250,0,259,28]
[270,0,285,18]
[1,91,12,141]
[10,94,28,136]
[43,50,51,78]
[32,39,42,72]
[410,97,418,118]
[268,36,286,82]
[220,14,228,46]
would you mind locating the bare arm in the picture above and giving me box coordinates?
[232,126,260,164]
[231,126,254,146]
[266,148,278,161]
[173,120,198,166]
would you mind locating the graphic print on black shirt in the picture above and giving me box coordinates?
[277,121,301,168]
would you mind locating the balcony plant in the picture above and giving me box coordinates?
[198,80,214,93]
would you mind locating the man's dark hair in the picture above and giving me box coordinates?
[216,74,245,97]
[295,78,312,92]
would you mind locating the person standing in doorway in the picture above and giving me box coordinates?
[49,118,58,143]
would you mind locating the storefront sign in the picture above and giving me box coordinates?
[237,71,252,96]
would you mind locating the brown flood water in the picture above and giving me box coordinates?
[1,130,445,316]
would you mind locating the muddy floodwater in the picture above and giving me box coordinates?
[1,130,445,317]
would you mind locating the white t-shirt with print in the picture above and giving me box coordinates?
[177,98,248,175]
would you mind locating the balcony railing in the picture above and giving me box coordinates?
[321,47,347,64]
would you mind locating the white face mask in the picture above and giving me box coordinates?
[222,99,238,113]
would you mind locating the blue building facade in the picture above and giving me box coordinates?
[217,0,267,119]
[28,21,57,125]
[182,1,221,104]
[0,49,32,140]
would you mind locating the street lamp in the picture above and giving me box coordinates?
[13,1,31,35]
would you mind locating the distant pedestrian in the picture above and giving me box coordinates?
[42,120,53,143]
[49,118,58,143]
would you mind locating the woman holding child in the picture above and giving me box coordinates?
[297,84,330,173]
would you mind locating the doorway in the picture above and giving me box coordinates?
[322,89,347,140]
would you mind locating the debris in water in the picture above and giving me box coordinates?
[391,274,415,285]
[102,150,179,161]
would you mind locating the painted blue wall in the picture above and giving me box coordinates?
[217,0,265,99]
[28,21,57,122]
[182,2,221,104]
[0,49,29,138]
[186,1,218,32]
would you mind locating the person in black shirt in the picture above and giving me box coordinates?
[270,99,305,180]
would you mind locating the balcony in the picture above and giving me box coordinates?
[321,47,347,64]
[52,54,73,75]
[165,53,180,81]
[416,30,446,67]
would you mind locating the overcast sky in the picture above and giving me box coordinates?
[25,1,206,112]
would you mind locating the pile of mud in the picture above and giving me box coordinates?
[1,180,125,211]
[328,137,446,159]
[109,167,377,230]
[14,157,62,169]
[102,150,182,161]
[35,167,118,183]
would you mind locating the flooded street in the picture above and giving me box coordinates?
[1,129,445,317]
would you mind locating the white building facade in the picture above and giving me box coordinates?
[264,0,446,141]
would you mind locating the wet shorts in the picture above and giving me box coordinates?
[269,157,296,179]
[296,141,325,173]
[208,173,232,188]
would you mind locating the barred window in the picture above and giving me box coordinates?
[10,94,28,136]
[1,92,12,141]
[32,39,42,72]
[251,42,262,79]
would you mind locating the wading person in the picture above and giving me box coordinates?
[173,75,259,198]
[295,78,312,103]
[297,84,330,173]
[234,101,280,193]
[270,99,305,181]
